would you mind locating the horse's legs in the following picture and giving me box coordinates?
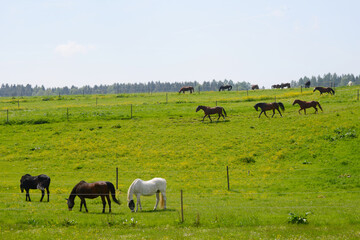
[298,108,302,114]
[277,108,282,117]
[101,195,106,213]
[202,115,206,121]
[26,189,31,201]
[46,187,50,202]
[314,107,318,114]
[106,195,111,213]
[304,109,306,115]
[136,194,142,211]
[83,199,88,212]
[272,109,275,117]
[217,114,221,121]
[154,192,159,210]
[208,115,212,122]
[80,199,83,211]
[40,189,45,202]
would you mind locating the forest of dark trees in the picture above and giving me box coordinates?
[0,73,358,97]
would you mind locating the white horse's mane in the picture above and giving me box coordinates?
[127,178,140,202]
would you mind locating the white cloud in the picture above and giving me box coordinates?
[55,41,95,57]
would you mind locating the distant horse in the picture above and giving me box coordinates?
[272,84,281,89]
[281,83,291,88]
[254,102,285,118]
[179,86,194,94]
[293,99,323,115]
[20,174,50,202]
[313,87,335,95]
[219,85,232,91]
[251,84,259,90]
[304,81,311,88]
[348,81,353,86]
[127,178,167,212]
[196,105,227,122]
[67,181,120,213]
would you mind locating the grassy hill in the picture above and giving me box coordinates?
[1,86,360,239]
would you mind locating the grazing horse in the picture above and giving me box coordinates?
[348,81,353,86]
[281,83,291,89]
[304,81,311,88]
[66,181,120,213]
[251,84,259,90]
[20,174,50,202]
[293,99,323,115]
[313,87,335,95]
[179,86,194,94]
[254,102,285,118]
[127,178,167,212]
[196,105,227,122]
[219,85,232,91]
[272,84,281,89]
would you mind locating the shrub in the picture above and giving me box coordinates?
[288,212,311,224]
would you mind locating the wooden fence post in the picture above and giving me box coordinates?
[181,190,184,222]
[227,166,230,190]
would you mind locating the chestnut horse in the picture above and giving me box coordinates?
[66,181,120,213]
[293,99,323,114]
[254,102,285,118]
[179,86,194,93]
[313,87,335,95]
[196,105,227,122]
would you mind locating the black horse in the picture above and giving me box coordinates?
[254,102,285,118]
[20,174,50,202]
[219,85,232,91]
[304,81,311,88]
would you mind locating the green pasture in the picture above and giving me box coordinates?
[1,86,360,239]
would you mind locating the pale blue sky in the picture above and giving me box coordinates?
[1,0,359,88]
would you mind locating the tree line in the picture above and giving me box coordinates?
[0,73,358,97]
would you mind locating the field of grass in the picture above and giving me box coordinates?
[1,86,360,239]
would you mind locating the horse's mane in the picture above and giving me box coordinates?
[70,180,86,195]
[127,179,140,201]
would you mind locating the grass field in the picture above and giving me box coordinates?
[1,86,360,239]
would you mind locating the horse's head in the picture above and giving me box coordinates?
[66,198,74,211]
[196,106,202,112]
[292,100,298,105]
[128,199,135,212]
[254,104,259,111]
[313,87,317,92]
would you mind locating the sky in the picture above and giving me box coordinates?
[1,0,360,89]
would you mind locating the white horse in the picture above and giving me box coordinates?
[127,178,166,212]
[348,81,353,86]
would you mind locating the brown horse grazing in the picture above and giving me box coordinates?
[254,102,285,118]
[293,99,323,114]
[196,105,227,122]
[67,181,120,213]
[251,84,259,90]
[313,87,335,95]
[179,86,194,93]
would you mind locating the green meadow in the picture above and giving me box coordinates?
[1,86,360,239]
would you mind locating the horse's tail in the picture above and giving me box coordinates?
[159,192,164,209]
[222,107,227,117]
[331,88,335,95]
[106,182,121,205]
[278,102,285,111]
[317,102,323,111]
